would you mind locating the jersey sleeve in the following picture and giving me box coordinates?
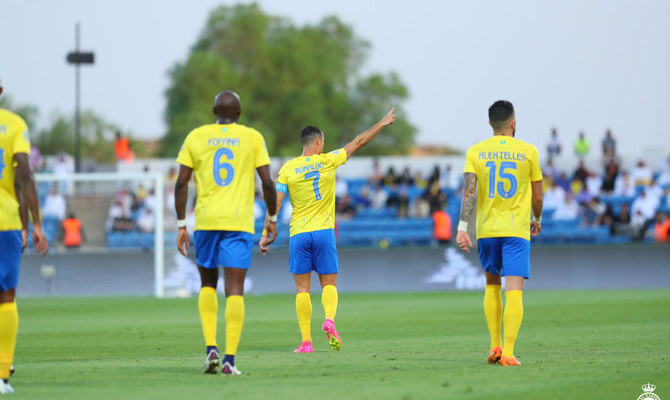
[12,118,31,156]
[276,165,288,193]
[326,148,348,167]
[463,147,476,174]
[176,134,193,168]
[255,132,271,168]
[529,145,543,182]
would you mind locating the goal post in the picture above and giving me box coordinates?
[30,172,168,298]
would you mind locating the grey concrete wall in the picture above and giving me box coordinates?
[17,244,670,297]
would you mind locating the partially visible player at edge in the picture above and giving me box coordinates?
[175,90,277,376]
[260,108,396,353]
[0,80,49,395]
[456,100,543,367]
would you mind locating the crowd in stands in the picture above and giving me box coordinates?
[26,127,670,249]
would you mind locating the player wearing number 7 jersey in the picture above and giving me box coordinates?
[456,100,543,367]
[259,108,396,353]
[175,90,277,376]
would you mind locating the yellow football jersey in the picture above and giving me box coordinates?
[177,123,270,233]
[277,149,348,236]
[464,136,542,240]
[0,109,31,231]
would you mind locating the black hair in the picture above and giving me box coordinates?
[300,126,323,146]
[488,100,515,131]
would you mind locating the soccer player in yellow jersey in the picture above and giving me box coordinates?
[175,90,277,376]
[260,108,396,353]
[0,80,49,395]
[456,100,543,367]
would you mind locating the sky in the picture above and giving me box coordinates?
[1,0,669,167]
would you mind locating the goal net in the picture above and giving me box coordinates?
[19,172,182,298]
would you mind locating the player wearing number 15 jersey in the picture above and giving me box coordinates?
[175,90,277,376]
[456,100,543,367]
[260,108,396,353]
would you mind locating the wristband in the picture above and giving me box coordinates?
[457,221,468,232]
[268,214,278,223]
[262,229,268,236]
[177,219,187,228]
[532,215,542,223]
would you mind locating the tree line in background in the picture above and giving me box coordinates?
[2,3,417,163]
[0,95,150,164]
[160,3,416,157]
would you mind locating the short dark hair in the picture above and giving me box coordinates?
[300,126,323,146]
[488,100,515,131]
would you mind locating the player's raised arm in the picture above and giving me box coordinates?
[342,107,396,159]
[174,164,193,256]
[456,172,477,253]
[14,153,48,256]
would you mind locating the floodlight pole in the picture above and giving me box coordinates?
[66,22,95,172]
[74,22,81,173]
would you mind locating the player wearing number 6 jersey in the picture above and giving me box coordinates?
[259,108,396,353]
[456,100,543,367]
[175,90,277,376]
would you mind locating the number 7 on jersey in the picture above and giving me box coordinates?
[304,171,322,201]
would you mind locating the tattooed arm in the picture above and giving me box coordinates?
[456,172,477,253]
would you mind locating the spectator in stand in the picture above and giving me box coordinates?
[424,181,446,212]
[600,159,619,194]
[631,209,647,241]
[546,128,562,161]
[370,184,388,210]
[544,159,558,181]
[385,183,401,208]
[144,188,157,213]
[581,197,606,227]
[335,194,356,219]
[114,131,135,163]
[383,167,398,186]
[555,172,571,192]
[370,159,384,186]
[108,199,135,232]
[60,213,84,248]
[432,209,452,244]
[396,188,410,218]
[576,184,593,206]
[42,186,66,221]
[569,176,584,196]
[632,189,659,222]
[585,172,602,197]
[543,180,565,210]
[646,178,664,202]
[573,160,589,184]
[601,129,616,159]
[654,212,670,243]
[427,165,440,187]
[334,176,348,203]
[439,165,459,191]
[137,208,155,233]
[631,160,653,186]
[614,171,636,197]
[657,167,670,186]
[574,131,590,158]
[52,151,74,195]
[409,194,430,218]
[397,167,414,186]
[553,193,579,220]
[353,184,372,209]
[413,170,428,189]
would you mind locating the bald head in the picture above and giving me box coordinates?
[213,90,242,123]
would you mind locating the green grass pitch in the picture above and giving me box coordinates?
[11,289,669,399]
